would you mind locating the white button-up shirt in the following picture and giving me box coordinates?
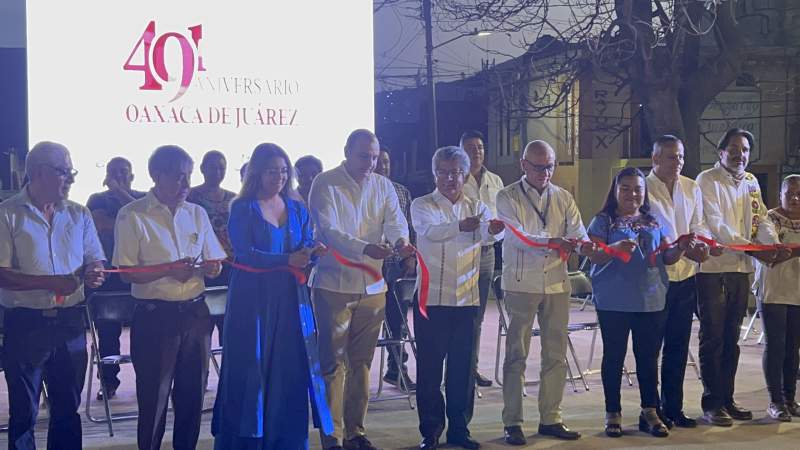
[0,189,105,308]
[755,209,800,305]
[646,172,709,282]
[697,163,778,274]
[113,191,226,301]
[308,164,409,295]
[497,178,588,294]
[412,190,492,307]
[464,166,505,244]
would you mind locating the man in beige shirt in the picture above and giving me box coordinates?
[114,145,226,450]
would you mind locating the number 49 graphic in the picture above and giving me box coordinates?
[123,21,206,102]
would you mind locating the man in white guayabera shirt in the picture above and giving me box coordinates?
[695,128,780,427]
[411,146,504,450]
[497,140,590,445]
[308,129,413,450]
[0,141,106,450]
[646,135,714,429]
[461,129,505,388]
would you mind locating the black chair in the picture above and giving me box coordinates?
[204,286,228,377]
[84,290,138,436]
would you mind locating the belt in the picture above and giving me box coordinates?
[135,295,206,313]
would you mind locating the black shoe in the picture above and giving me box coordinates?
[767,402,792,422]
[703,408,733,427]
[446,434,480,449]
[343,435,379,450]
[724,402,753,420]
[419,436,438,449]
[475,372,492,387]
[383,370,416,391]
[503,426,526,446]
[638,414,669,437]
[665,412,697,428]
[96,386,117,401]
[786,401,800,417]
[538,423,581,440]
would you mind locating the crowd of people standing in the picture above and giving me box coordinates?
[1,127,799,450]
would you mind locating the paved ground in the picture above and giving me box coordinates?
[2,300,798,449]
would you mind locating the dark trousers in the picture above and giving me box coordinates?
[131,299,212,450]
[3,307,87,450]
[597,309,666,413]
[95,320,122,390]
[696,272,750,411]
[414,305,478,440]
[660,276,697,417]
[761,303,800,404]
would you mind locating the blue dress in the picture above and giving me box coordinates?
[212,196,333,450]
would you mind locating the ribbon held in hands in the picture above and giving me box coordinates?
[493,219,632,263]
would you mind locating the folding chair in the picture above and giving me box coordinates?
[371,278,417,409]
[204,286,228,377]
[84,290,138,436]
[491,275,586,393]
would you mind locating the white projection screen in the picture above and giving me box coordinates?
[26,1,375,203]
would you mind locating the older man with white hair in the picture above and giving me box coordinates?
[497,140,590,445]
[0,141,106,450]
[412,146,505,450]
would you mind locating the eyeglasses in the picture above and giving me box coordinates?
[522,160,555,173]
[44,164,78,178]
[435,170,465,180]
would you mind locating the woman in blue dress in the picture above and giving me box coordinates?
[212,143,333,449]
[586,167,690,439]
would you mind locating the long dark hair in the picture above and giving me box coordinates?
[238,143,293,200]
[599,167,651,219]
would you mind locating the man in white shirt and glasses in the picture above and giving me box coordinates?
[695,128,782,426]
[646,135,715,428]
[412,146,504,450]
[0,141,106,450]
[309,129,414,450]
[113,145,226,450]
[461,130,505,387]
[497,140,589,445]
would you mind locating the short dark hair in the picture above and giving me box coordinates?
[200,150,226,168]
[599,167,652,219]
[148,145,193,179]
[717,128,755,151]
[652,134,683,156]
[294,155,323,172]
[459,130,485,147]
[344,129,378,155]
[106,156,132,171]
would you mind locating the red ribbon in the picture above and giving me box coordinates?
[494,219,632,263]
[330,249,382,282]
[415,248,431,319]
[647,234,800,265]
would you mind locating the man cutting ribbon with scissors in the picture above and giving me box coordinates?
[113,145,226,450]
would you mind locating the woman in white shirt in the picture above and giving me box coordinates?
[757,175,800,421]
[411,146,504,450]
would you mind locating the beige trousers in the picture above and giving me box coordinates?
[312,288,385,448]
[501,291,570,426]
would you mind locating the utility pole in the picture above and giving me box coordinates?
[423,0,438,151]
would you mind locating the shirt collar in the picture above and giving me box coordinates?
[432,188,465,207]
[336,162,371,189]
[18,186,67,212]
[145,190,187,213]
[520,176,551,199]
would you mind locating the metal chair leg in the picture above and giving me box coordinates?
[567,336,589,391]
[623,365,634,386]
[687,348,701,380]
[565,358,578,393]
[741,310,759,342]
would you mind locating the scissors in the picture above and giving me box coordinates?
[190,253,204,268]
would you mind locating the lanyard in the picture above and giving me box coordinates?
[520,182,551,228]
